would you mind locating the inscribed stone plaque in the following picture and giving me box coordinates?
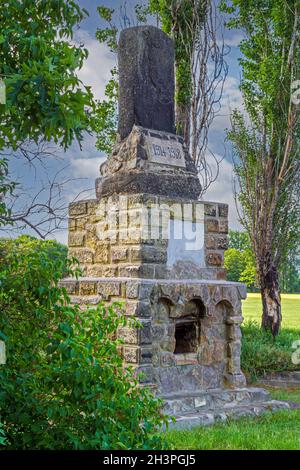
[145,136,186,168]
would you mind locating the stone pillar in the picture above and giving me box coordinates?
[118,26,176,140]
[225,315,246,387]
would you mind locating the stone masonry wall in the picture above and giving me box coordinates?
[67,195,229,281]
[60,277,246,392]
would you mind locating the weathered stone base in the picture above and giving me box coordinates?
[164,387,292,430]
[95,172,201,200]
[61,276,247,393]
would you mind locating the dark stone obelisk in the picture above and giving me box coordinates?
[118,26,176,140]
[96,25,202,200]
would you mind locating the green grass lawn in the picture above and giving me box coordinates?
[167,389,300,450]
[167,411,300,449]
[166,294,300,450]
[242,293,300,330]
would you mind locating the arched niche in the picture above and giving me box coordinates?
[174,298,206,355]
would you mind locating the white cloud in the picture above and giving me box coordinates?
[210,75,244,134]
[74,29,116,101]
[201,154,242,231]
[70,156,105,178]
[223,32,245,47]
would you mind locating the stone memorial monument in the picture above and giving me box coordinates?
[62,26,291,428]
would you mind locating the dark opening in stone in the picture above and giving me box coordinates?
[174,318,198,354]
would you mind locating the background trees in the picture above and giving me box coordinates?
[221,0,300,335]
[225,230,256,288]
[225,230,299,293]
[0,0,95,235]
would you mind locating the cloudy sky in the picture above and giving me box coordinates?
[5,0,244,244]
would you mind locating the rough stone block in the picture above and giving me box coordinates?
[69,201,87,216]
[79,282,96,296]
[68,218,76,231]
[130,245,166,263]
[118,264,155,279]
[68,232,85,247]
[126,281,139,299]
[93,245,109,264]
[60,281,78,295]
[123,346,139,363]
[219,220,229,234]
[140,347,153,364]
[97,281,121,299]
[140,321,152,344]
[69,248,93,264]
[206,219,219,233]
[206,253,223,266]
[204,204,217,217]
[76,217,88,230]
[134,365,155,384]
[218,204,228,218]
[216,236,228,250]
[205,234,216,249]
[118,327,139,345]
[111,246,128,262]
[160,352,176,367]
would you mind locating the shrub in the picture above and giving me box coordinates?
[0,236,167,449]
[241,321,299,379]
[0,422,6,446]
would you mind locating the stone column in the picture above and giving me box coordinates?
[118,26,176,139]
[225,315,246,387]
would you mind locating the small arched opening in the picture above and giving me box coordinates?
[174,299,206,355]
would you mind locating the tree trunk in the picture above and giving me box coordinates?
[260,263,282,337]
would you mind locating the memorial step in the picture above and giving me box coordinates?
[167,399,292,430]
[161,387,272,415]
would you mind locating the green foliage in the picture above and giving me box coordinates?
[0,158,16,225]
[225,231,256,288]
[221,1,300,270]
[0,236,167,450]
[93,68,118,155]
[93,6,119,156]
[0,0,94,150]
[0,422,6,446]
[96,7,118,52]
[241,321,299,379]
[280,252,300,294]
[228,230,251,251]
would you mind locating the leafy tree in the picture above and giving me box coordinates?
[0,159,15,224]
[0,236,167,449]
[280,252,300,293]
[221,0,300,335]
[228,230,251,251]
[94,6,119,155]
[225,248,247,283]
[0,1,95,229]
[225,230,256,288]
[0,422,5,447]
[0,0,93,150]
